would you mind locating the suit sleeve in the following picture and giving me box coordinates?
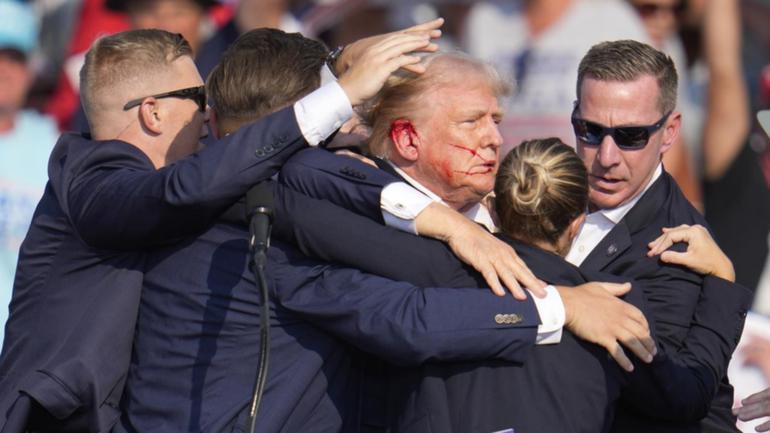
[63,106,305,250]
[273,182,485,288]
[279,147,398,223]
[616,275,752,421]
[268,240,539,366]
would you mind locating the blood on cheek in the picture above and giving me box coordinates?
[448,143,494,176]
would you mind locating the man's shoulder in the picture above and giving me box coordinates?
[627,170,707,233]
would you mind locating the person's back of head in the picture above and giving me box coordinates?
[206,28,327,136]
[80,29,195,139]
[494,138,588,256]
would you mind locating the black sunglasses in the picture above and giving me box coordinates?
[571,105,671,150]
[123,85,207,113]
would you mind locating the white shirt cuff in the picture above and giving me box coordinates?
[293,81,353,146]
[380,182,433,234]
[531,285,565,345]
[320,63,336,86]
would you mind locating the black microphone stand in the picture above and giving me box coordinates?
[246,198,273,433]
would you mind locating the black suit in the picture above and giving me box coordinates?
[276,148,752,432]
[580,171,750,433]
[0,107,307,433]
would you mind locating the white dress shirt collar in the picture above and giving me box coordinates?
[387,161,498,233]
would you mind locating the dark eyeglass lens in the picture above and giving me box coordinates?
[615,127,649,148]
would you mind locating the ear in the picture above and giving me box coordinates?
[389,119,420,162]
[208,108,221,139]
[568,213,586,241]
[138,97,162,135]
[659,111,681,156]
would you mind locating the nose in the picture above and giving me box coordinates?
[482,117,503,150]
[597,134,622,168]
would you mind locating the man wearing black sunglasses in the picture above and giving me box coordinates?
[565,39,750,433]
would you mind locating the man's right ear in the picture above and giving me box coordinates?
[389,119,420,162]
[137,98,162,135]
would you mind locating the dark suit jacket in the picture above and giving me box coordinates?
[578,171,751,433]
[116,193,548,432]
[0,106,306,433]
[277,148,752,432]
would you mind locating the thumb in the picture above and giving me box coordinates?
[601,282,632,296]
[659,250,689,266]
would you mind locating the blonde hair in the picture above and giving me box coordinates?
[362,51,511,157]
[494,138,588,246]
[80,29,192,129]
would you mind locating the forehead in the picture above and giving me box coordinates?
[426,71,501,115]
[578,75,662,126]
[162,55,203,87]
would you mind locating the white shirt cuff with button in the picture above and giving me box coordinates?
[381,182,433,234]
[532,285,565,345]
[293,80,353,146]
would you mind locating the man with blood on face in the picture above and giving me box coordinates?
[368,52,508,212]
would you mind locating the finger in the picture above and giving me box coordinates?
[661,224,690,233]
[757,419,770,432]
[497,266,527,300]
[400,17,445,34]
[371,34,430,56]
[607,342,634,372]
[647,233,673,256]
[620,323,654,362]
[737,401,770,422]
[384,55,424,76]
[480,267,506,297]
[600,282,632,296]
[744,388,770,405]
[659,250,692,267]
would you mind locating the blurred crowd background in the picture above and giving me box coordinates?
[1,0,769,429]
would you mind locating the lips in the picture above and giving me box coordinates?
[589,174,625,191]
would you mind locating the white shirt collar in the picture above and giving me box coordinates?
[387,161,498,232]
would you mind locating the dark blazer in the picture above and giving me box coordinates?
[578,171,751,433]
[116,189,549,433]
[277,148,752,432]
[0,107,307,433]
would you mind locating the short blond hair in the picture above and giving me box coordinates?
[495,138,588,246]
[80,29,192,129]
[362,52,511,158]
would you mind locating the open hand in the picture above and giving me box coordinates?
[647,224,735,282]
[558,282,655,372]
[335,18,443,76]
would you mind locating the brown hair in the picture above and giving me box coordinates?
[206,28,327,124]
[577,39,678,114]
[362,51,511,158]
[494,138,588,246]
[80,29,192,126]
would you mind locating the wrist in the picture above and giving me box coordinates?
[326,45,345,78]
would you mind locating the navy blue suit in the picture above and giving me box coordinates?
[581,171,751,433]
[277,148,752,432]
[116,184,549,432]
[0,107,307,433]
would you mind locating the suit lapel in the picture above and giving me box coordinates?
[580,172,670,272]
[580,221,632,272]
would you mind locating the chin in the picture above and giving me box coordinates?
[589,190,627,211]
